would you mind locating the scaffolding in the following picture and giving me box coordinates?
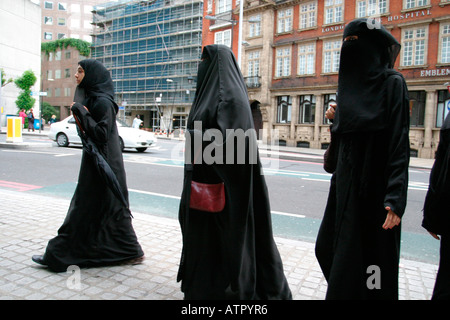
[91,0,203,130]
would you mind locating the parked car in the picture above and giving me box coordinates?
[48,116,157,152]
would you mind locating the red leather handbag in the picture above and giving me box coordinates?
[190,181,225,213]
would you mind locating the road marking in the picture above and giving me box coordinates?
[1,149,76,156]
[271,211,306,218]
[0,180,42,192]
[128,188,181,199]
[128,188,305,218]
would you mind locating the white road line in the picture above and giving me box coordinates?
[128,188,306,218]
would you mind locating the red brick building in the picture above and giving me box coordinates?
[204,0,450,158]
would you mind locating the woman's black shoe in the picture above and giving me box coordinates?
[32,255,47,266]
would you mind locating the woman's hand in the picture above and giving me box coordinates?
[70,102,89,112]
[325,103,336,120]
[382,206,401,230]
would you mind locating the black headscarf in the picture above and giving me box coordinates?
[332,18,401,134]
[188,44,253,132]
[74,59,118,113]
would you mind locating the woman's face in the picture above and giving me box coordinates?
[75,65,85,85]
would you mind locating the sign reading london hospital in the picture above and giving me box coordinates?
[322,8,432,33]
[321,7,449,78]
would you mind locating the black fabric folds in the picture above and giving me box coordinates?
[42,59,143,272]
[177,45,292,300]
[315,19,410,300]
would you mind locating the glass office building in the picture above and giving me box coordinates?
[91,0,203,131]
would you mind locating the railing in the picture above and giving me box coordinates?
[244,76,262,88]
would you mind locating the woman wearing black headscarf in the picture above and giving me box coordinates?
[422,112,450,300]
[177,45,292,300]
[32,59,144,272]
[315,19,410,299]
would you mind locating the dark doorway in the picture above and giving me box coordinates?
[251,101,262,139]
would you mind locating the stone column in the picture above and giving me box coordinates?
[290,95,298,146]
[312,94,323,149]
[421,90,436,159]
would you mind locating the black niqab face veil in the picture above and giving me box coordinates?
[332,18,401,134]
[74,59,118,113]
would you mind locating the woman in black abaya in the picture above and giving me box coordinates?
[32,59,144,272]
[177,45,292,300]
[422,112,450,300]
[315,19,410,299]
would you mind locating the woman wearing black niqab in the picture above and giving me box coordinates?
[315,19,410,299]
[177,45,292,300]
[32,59,144,272]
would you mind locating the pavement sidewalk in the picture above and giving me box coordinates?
[0,188,439,300]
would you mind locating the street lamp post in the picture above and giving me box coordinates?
[166,78,178,137]
[39,77,53,134]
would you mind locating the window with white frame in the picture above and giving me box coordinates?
[249,14,261,37]
[299,1,317,30]
[298,42,316,75]
[44,17,53,25]
[436,90,450,127]
[356,0,388,18]
[322,40,341,73]
[404,0,429,9]
[323,94,337,124]
[275,47,291,77]
[44,1,53,9]
[247,51,260,77]
[58,2,67,11]
[324,0,343,25]
[217,0,232,14]
[401,26,427,66]
[214,29,232,48]
[440,23,450,64]
[277,8,293,34]
[299,95,316,124]
[277,96,292,123]
[44,32,52,40]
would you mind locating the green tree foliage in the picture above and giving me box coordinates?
[41,101,59,122]
[14,70,37,112]
[41,38,91,57]
[1,68,13,87]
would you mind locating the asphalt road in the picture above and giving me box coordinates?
[0,135,440,264]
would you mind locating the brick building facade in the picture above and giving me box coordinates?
[204,0,450,158]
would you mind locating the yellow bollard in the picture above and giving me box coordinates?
[6,117,23,143]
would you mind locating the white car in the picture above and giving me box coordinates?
[48,116,157,152]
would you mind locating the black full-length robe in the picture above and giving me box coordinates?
[177,45,292,300]
[42,59,143,272]
[422,112,450,300]
[315,19,410,300]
